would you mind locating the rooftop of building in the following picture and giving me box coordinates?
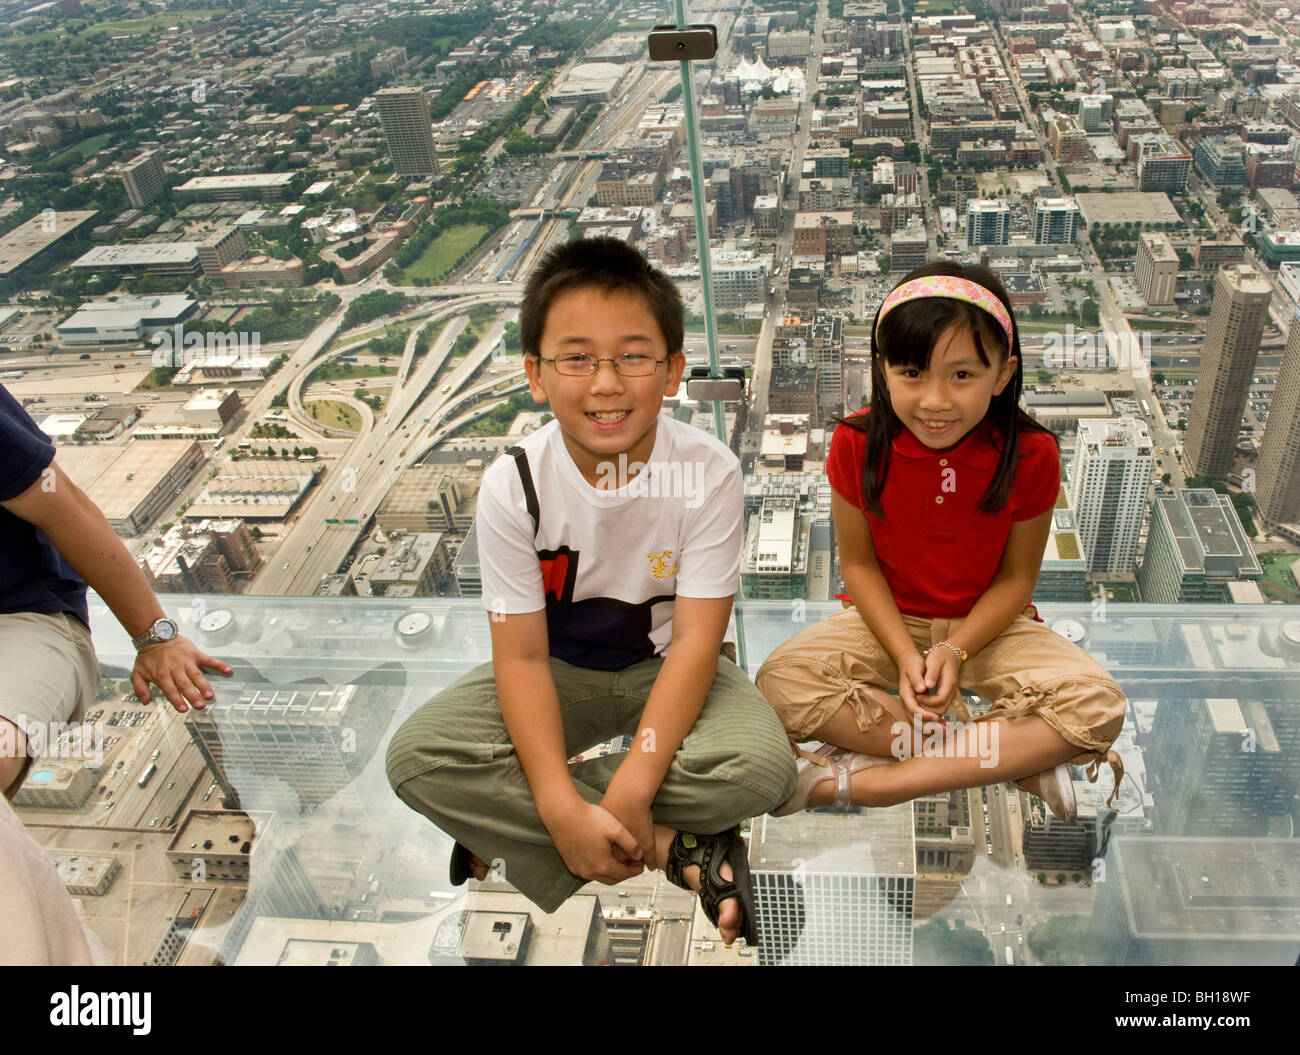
[174,173,296,189]
[1113,836,1300,939]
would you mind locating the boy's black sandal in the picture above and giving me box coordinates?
[665,827,759,947]
[449,842,473,886]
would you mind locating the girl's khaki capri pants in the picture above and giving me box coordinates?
[755,605,1126,804]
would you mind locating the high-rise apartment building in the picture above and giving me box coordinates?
[1254,309,1300,527]
[1185,264,1273,479]
[1193,135,1247,186]
[1135,133,1192,193]
[1048,114,1088,162]
[965,199,1011,246]
[1031,197,1079,244]
[1069,418,1154,574]
[121,150,168,208]
[1078,94,1113,133]
[374,87,439,178]
[1137,489,1263,603]
[1136,231,1179,306]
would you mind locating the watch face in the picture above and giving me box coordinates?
[156,619,177,641]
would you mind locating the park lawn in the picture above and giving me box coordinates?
[311,363,398,383]
[1259,552,1300,601]
[1103,583,1140,603]
[399,223,490,283]
[3,8,227,46]
[53,133,113,162]
[307,399,361,431]
[1128,318,1199,332]
[1017,314,1089,331]
[685,317,763,335]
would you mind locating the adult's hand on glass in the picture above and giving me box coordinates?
[131,636,232,713]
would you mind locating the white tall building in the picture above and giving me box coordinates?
[1079,94,1114,133]
[965,199,1011,246]
[1069,418,1155,574]
[1032,197,1079,245]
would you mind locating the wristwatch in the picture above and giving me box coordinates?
[132,617,178,650]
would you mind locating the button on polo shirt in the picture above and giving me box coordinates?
[827,411,1060,618]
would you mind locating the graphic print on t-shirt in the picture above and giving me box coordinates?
[538,546,578,603]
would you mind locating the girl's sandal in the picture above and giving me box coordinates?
[770,742,894,817]
[665,826,759,947]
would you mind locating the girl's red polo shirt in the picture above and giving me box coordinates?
[827,410,1060,618]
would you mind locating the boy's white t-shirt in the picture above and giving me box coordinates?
[476,415,742,671]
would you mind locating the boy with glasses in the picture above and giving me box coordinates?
[387,237,795,947]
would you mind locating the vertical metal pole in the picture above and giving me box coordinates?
[672,0,725,445]
[669,1,745,668]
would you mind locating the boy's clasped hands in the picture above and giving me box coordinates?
[541,774,656,884]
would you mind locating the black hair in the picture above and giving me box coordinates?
[839,260,1057,517]
[520,236,685,358]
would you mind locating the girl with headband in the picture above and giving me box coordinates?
[757,261,1125,823]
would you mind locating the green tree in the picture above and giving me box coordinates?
[1026,914,1089,966]
[914,918,995,966]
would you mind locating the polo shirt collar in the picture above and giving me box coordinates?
[891,417,1002,471]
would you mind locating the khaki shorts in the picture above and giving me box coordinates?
[0,611,100,793]
[755,605,1126,798]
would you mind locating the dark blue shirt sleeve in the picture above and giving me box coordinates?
[0,382,56,501]
[0,382,89,627]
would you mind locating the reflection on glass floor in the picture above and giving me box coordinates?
[13,596,1300,965]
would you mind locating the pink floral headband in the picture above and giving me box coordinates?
[875,275,1015,350]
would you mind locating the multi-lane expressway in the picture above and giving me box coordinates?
[250,289,523,595]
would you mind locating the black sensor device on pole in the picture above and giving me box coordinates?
[686,365,745,403]
[647,25,717,62]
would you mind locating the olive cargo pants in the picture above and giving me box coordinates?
[386,654,797,912]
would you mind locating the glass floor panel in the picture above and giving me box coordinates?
[12,596,1299,966]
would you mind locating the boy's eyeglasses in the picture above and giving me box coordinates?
[541,353,668,377]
